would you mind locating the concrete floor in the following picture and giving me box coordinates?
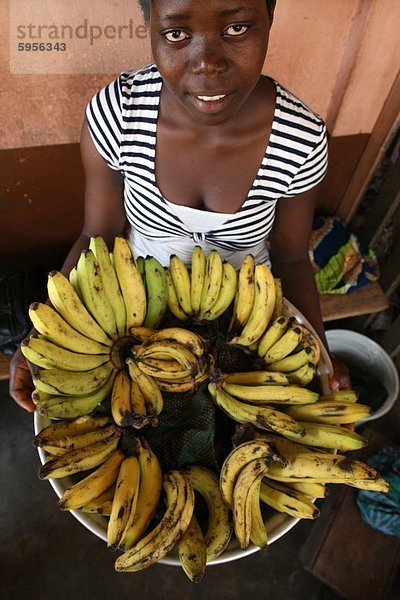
[1,379,399,600]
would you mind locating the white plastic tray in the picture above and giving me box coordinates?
[34,299,333,566]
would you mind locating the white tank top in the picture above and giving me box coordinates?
[129,199,271,269]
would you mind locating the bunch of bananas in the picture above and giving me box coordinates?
[28,237,389,580]
[218,437,388,550]
[166,247,237,321]
[134,327,208,393]
[227,254,283,347]
[209,377,371,452]
[35,416,121,479]
[24,236,150,418]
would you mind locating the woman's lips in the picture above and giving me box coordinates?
[191,92,234,113]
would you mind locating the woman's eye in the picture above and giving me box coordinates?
[164,30,190,42]
[224,24,249,36]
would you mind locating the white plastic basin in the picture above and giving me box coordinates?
[326,329,399,424]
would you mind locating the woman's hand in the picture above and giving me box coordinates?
[9,347,36,412]
[329,355,351,391]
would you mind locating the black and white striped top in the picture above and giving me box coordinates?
[86,64,328,258]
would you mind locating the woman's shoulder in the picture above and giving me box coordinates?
[270,77,325,129]
[117,63,162,93]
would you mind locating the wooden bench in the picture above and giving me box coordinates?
[301,430,400,600]
[320,281,389,322]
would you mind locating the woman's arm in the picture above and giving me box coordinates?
[269,187,350,390]
[61,121,126,274]
[9,120,126,411]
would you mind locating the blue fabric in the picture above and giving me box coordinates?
[309,217,379,294]
[357,446,400,537]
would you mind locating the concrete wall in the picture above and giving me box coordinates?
[1,0,399,275]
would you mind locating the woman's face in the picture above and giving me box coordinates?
[150,0,272,126]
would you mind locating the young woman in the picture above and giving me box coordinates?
[10,0,349,411]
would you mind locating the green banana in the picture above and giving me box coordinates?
[143,256,168,328]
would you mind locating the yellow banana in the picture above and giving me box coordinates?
[233,458,270,549]
[267,348,314,373]
[208,383,306,438]
[108,456,140,549]
[183,465,232,563]
[190,246,207,316]
[199,250,223,315]
[21,334,109,372]
[285,400,371,425]
[128,326,156,342]
[263,326,303,364]
[115,470,195,572]
[137,361,191,381]
[36,372,116,419]
[287,362,316,386]
[272,278,284,320]
[219,438,286,508]
[169,255,193,315]
[111,370,133,427]
[39,431,120,480]
[59,449,124,510]
[29,302,109,355]
[267,452,390,492]
[177,514,207,582]
[126,358,163,421]
[284,421,367,451]
[249,486,268,549]
[296,325,321,366]
[257,316,289,358]
[76,249,118,338]
[143,327,205,360]
[35,424,116,451]
[81,485,115,515]
[165,270,189,321]
[221,382,319,405]
[156,370,208,393]
[203,262,237,321]
[69,266,83,300]
[119,440,162,550]
[231,263,276,346]
[33,362,114,396]
[283,481,327,499]
[321,390,358,403]
[89,235,127,336]
[129,381,150,428]
[113,237,147,329]
[223,370,291,386]
[47,270,112,345]
[260,480,319,519]
[139,340,200,376]
[229,254,255,334]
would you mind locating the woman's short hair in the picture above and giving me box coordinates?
[138,1,276,25]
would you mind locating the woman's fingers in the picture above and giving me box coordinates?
[9,348,36,412]
[329,355,351,391]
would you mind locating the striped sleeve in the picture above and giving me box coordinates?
[284,122,328,197]
[85,76,123,171]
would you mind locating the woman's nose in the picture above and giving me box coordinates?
[190,41,229,75]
